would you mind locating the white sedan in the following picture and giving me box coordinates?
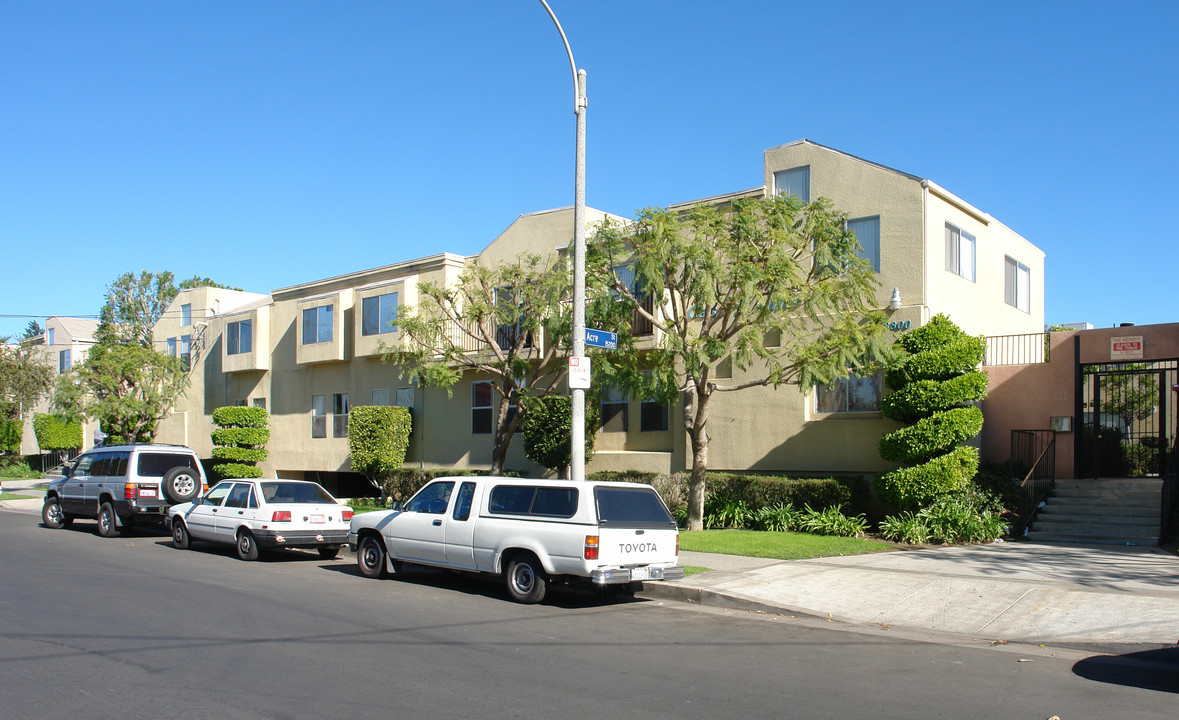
[168,479,353,561]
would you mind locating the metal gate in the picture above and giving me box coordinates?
[1077,360,1178,478]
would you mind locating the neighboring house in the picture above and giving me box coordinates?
[20,316,100,454]
[152,141,1046,494]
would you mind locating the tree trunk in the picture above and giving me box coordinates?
[684,385,712,532]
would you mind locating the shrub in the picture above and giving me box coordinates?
[703,497,750,529]
[878,512,932,544]
[881,372,990,423]
[520,394,596,474]
[878,407,984,464]
[32,414,82,451]
[880,494,1007,545]
[750,503,804,532]
[877,445,979,509]
[210,406,269,481]
[349,406,412,496]
[0,457,41,479]
[799,505,869,537]
[0,420,20,453]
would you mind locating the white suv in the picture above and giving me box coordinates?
[42,444,209,537]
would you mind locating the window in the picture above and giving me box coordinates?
[614,264,653,336]
[452,481,477,521]
[406,481,454,514]
[302,305,333,345]
[333,393,349,438]
[179,335,191,368]
[494,287,531,349]
[639,371,669,432]
[180,304,192,327]
[600,386,628,433]
[371,389,390,406]
[594,486,675,528]
[847,216,881,272]
[945,222,975,281]
[774,166,810,202]
[311,394,328,438]
[59,349,71,373]
[167,337,177,356]
[815,373,882,414]
[225,483,255,509]
[395,388,415,407]
[47,328,55,345]
[472,382,493,434]
[227,320,252,355]
[362,292,398,336]
[487,485,579,518]
[1005,256,1030,313]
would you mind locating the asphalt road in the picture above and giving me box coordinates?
[1,511,1175,719]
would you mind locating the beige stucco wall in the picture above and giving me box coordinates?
[20,317,101,454]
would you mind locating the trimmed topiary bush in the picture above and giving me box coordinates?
[349,406,412,497]
[211,406,269,480]
[33,414,83,451]
[877,315,987,510]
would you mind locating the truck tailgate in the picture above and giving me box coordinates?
[596,527,679,567]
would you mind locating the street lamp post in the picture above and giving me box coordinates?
[538,1,588,483]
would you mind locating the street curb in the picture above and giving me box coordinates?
[638,579,829,621]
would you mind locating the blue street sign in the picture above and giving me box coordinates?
[584,328,618,350]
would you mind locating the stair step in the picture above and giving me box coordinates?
[1026,532,1159,546]
[1032,519,1158,534]
[1035,512,1158,526]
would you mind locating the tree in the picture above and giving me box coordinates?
[590,194,895,531]
[1098,364,1158,431]
[210,406,270,479]
[179,276,243,291]
[96,270,179,347]
[22,321,44,341]
[386,254,576,474]
[348,406,411,497]
[0,338,55,421]
[521,394,598,478]
[55,343,188,444]
[876,315,988,509]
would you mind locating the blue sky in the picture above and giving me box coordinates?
[3,1,1177,339]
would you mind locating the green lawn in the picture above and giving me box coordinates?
[0,493,36,501]
[680,529,894,561]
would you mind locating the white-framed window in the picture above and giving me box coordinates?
[301,305,333,345]
[395,388,415,407]
[472,382,493,434]
[1004,256,1030,313]
[179,335,191,368]
[815,373,882,414]
[333,393,349,438]
[311,394,328,438]
[847,216,881,272]
[59,349,71,373]
[180,304,192,327]
[362,292,399,336]
[371,389,390,406]
[774,166,810,202]
[945,222,976,281]
[252,398,266,410]
[166,337,177,356]
[47,328,55,345]
[226,319,252,355]
[600,386,629,433]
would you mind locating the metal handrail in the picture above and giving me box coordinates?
[1011,429,1056,536]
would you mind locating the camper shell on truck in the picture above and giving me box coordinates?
[347,476,684,603]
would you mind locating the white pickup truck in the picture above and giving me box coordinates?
[347,476,684,603]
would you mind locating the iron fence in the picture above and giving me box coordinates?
[984,333,1049,366]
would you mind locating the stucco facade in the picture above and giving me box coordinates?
[19,317,100,454]
[152,141,1045,493]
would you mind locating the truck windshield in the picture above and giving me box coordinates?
[594,487,676,528]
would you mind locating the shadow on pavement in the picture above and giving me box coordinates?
[1073,646,1179,693]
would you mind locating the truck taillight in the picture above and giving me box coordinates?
[342,510,354,521]
[584,535,599,560]
[271,511,292,522]
[676,533,679,557]
[124,485,137,500]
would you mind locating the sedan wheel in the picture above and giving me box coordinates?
[171,519,192,550]
[236,530,259,561]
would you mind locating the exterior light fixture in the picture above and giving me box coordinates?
[889,287,903,310]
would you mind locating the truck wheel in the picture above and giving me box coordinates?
[97,502,120,538]
[236,530,259,561]
[172,519,192,549]
[42,497,72,529]
[506,555,548,604]
[357,535,388,578]
[162,467,201,505]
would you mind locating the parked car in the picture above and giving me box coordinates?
[168,479,353,561]
[348,476,684,603]
[42,444,208,537]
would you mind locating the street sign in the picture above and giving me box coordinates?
[569,356,591,389]
[585,328,617,350]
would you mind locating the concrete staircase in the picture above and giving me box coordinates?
[1027,478,1162,546]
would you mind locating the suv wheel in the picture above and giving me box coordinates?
[42,497,73,529]
[162,467,201,504]
[97,502,120,538]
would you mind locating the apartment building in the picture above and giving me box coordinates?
[153,141,1045,491]
[18,317,101,454]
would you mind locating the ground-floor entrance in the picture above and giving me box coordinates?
[1077,359,1178,478]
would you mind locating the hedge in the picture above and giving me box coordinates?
[32,414,83,451]
[0,420,21,453]
[878,407,984,464]
[876,445,979,509]
[586,470,864,516]
[349,406,412,489]
[210,405,270,481]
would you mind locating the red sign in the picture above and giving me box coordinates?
[1110,336,1143,360]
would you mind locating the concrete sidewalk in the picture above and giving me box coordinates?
[645,544,1179,649]
[5,476,1178,650]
